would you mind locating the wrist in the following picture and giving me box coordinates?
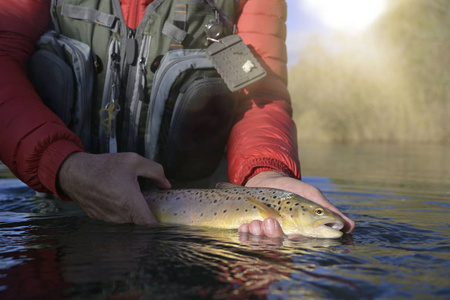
[245,170,288,187]
[38,140,83,200]
[55,151,85,201]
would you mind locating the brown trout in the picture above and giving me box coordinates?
[143,184,345,238]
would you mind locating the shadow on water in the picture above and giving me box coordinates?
[1,144,449,299]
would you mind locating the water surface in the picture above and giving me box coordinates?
[1,144,449,299]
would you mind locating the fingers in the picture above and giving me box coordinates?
[129,194,159,225]
[261,218,284,237]
[238,223,250,233]
[238,218,284,237]
[126,153,171,189]
[340,214,356,233]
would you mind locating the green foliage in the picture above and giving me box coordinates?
[289,0,450,143]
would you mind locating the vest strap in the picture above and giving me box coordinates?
[164,4,188,49]
[61,3,118,31]
[162,21,187,45]
[173,4,187,30]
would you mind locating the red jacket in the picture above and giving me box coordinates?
[0,0,300,199]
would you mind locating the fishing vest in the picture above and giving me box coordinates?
[27,0,266,180]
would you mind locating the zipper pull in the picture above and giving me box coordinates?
[126,29,137,65]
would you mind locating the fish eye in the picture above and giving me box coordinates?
[314,208,324,215]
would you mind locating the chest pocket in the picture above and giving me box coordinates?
[145,49,237,180]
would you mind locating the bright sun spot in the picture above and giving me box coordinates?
[303,0,387,34]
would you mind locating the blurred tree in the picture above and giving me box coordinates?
[290,0,449,143]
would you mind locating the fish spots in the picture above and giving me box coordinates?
[200,213,204,217]
[236,208,240,211]
[214,212,217,216]
[223,210,227,213]
[214,199,218,203]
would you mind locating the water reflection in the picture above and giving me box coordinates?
[0,213,364,299]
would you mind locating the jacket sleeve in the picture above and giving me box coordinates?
[227,0,301,185]
[0,0,84,198]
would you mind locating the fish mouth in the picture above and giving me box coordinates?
[322,220,344,231]
[286,220,344,239]
[312,219,345,238]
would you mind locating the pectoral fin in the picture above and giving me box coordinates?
[246,197,282,221]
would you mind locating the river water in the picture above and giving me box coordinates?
[0,144,449,299]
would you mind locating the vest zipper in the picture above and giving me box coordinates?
[127,34,152,151]
[100,40,121,153]
[111,0,165,152]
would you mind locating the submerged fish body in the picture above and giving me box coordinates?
[143,185,344,238]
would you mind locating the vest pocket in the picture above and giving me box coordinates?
[27,31,95,151]
[162,76,237,180]
[145,49,237,180]
[27,49,74,127]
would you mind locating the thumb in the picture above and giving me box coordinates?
[129,192,159,225]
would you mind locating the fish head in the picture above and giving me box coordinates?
[278,195,344,238]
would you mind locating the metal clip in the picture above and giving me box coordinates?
[205,9,224,44]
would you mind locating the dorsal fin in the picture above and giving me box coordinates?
[215,182,244,189]
[246,196,282,221]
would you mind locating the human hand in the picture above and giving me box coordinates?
[238,218,284,238]
[57,152,171,225]
[240,171,356,237]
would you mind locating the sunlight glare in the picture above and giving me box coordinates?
[303,0,387,34]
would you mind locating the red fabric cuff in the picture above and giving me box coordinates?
[231,157,301,186]
[38,139,83,201]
